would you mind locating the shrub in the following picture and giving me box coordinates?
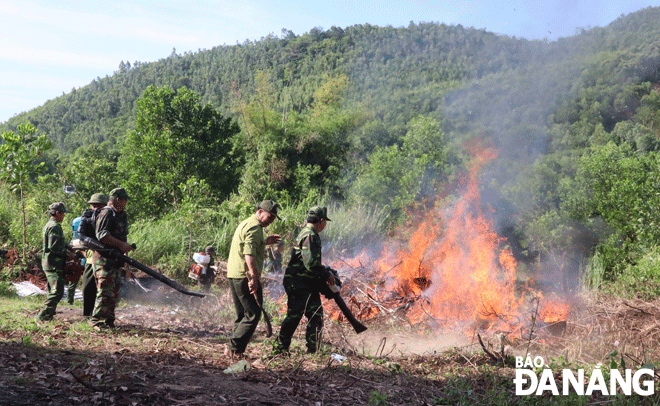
[606,247,660,300]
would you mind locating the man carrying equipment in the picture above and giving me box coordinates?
[90,188,134,331]
[199,246,217,293]
[273,206,336,354]
[76,193,108,315]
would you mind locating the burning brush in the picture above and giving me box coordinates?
[323,144,571,339]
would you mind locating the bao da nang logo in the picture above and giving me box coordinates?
[513,356,654,396]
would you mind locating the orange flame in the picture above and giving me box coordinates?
[326,139,570,335]
[539,299,570,323]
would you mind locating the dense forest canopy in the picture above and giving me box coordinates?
[3,6,660,294]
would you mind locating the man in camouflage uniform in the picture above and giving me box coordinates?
[36,202,71,322]
[90,188,134,331]
[77,193,108,316]
[66,193,108,306]
[273,206,336,354]
[225,200,281,357]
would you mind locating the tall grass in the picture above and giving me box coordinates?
[129,207,243,279]
[322,202,390,256]
[1,184,393,284]
[582,249,606,291]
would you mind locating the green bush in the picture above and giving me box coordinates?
[606,247,660,300]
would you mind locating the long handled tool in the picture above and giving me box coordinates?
[81,237,205,298]
[253,292,273,337]
[333,292,368,334]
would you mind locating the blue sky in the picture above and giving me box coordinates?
[0,0,657,123]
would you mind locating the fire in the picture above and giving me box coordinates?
[372,153,523,331]
[539,298,571,323]
[326,139,570,336]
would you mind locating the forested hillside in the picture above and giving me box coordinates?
[1,21,525,152]
[2,6,660,294]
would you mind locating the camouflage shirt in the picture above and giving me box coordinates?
[92,206,129,269]
[42,218,68,271]
[284,224,330,281]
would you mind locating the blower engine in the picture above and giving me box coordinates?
[188,251,210,280]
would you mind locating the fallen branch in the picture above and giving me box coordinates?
[70,371,108,392]
[623,301,653,316]
[355,287,392,315]
[477,333,499,363]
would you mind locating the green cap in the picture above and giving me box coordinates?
[47,202,70,214]
[257,200,281,220]
[308,206,330,221]
[87,193,108,205]
[109,187,130,199]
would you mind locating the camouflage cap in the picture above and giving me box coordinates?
[87,193,108,205]
[109,187,130,199]
[257,199,281,220]
[308,206,331,221]
[47,202,70,214]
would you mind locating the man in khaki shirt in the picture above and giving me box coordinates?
[225,200,281,357]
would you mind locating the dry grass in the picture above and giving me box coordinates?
[3,273,660,404]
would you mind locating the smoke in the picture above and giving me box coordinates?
[438,37,596,294]
[316,29,604,343]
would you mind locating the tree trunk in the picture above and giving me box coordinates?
[20,180,26,260]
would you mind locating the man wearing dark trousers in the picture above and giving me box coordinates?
[77,193,108,316]
[36,202,71,322]
[225,200,281,358]
[274,206,336,354]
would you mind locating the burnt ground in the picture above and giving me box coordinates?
[0,297,470,406]
[2,277,660,405]
[1,278,478,406]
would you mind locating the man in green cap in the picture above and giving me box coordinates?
[90,188,134,331]
[75,193,108,316]
[36,202,72,322]
[273,206,336,354]
[65,193,108,306]
[225,200,281,358]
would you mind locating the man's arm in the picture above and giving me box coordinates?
[301,233,333,283]
[99,235,134,254]
[96,209,134,254]
[245,254,260,294]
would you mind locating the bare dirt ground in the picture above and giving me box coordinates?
[2,275,660,405]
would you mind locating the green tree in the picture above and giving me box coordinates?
[118,85,239,217]
[60,143,120,212]
[577,142,660,244]
[232,72,360,201]
[0,122,53,258]
[349,115,454,215]
[569,142,660,278]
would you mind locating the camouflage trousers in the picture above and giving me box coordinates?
[91,265,121,328]
[66,280,78,304]
[275,280,324,353]
[37,269,65,321]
